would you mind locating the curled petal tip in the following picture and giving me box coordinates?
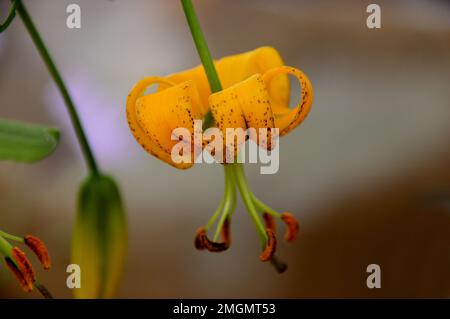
[259,229,277,262]
[281,212,299,242]
[24,235,51,269]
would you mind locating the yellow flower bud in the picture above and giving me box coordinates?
[71,174,127,298]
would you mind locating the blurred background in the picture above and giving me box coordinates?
[0,0,449,298]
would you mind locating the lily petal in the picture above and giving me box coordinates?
[163,47,312,136]
[263,66,313,135]
[163,47,289,118]
[127,77,202,169]
[209,73,276,155]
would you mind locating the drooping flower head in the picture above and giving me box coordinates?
[126,47,313,272]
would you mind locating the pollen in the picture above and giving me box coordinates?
[263,213,276,234]
[194,227,206,250]
[12,247,36,286]
[24,235,51,269]
[221,218,231,246]
[281,212,299,242]
[194,227,229,252]
[5,257,33,292]
[259,229,277,262]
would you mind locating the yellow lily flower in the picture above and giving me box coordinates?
[126,46,313,271]
[162,46,312,136]
[127,77,202,169]
[127,46,313,165]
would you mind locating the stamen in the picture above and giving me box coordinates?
[35,282,54,299]
[203,236,229,253]
[221,217,231,246]
[263,213,276,234]
[194,227,206,250]
[259,229,277,262]
[24,235,51,269]
[270,256,288,274]
[281,212,299,242]
[5,257,32,292]
[12,247,36,288]
[194,227,229,252]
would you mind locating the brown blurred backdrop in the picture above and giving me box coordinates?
[0,0,449,298]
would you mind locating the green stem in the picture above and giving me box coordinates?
[181,0,220,130]
[0,235,13,258]
[16,1,99,175]
[205,169,229,231]
[231,163,267,243]
[0,230,24,243]
[227,167,237,216]
[0,0,19,33]
[251,193,281,218]
[213,166,236,241]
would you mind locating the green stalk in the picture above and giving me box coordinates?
[181,0,221,129]
[231,163,268,243]
[0,230,24,243]
[16,1,99,175]
[0,0,19,33]
[213,167,235,241]
[0,235,13,258]
[251,193,281,218]
[205,170,229,231]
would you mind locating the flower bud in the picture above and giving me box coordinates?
[71,174,127,298]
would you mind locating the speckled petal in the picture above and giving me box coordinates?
[162,47,289,118]
[126,77,201,169]
[263,66,313,136]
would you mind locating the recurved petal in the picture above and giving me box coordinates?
[230,74,276,150]
[208,73,277,159]
[164,46,288,114]
[216,46,289,107]
[127,77,200,169]
[263,66,313,136]
[161,67,210,118]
